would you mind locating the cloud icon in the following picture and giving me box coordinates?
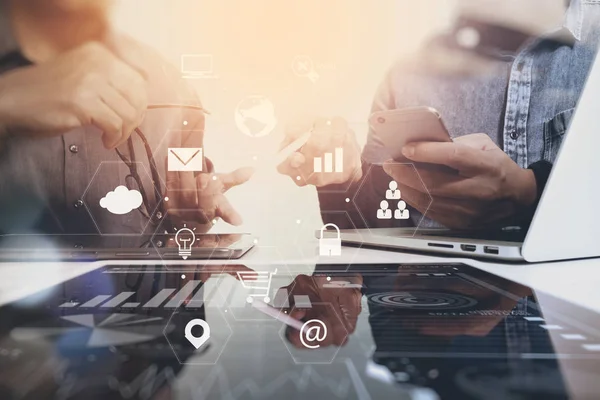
[99,185,143,215]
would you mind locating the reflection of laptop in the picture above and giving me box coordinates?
[180,54,218,79]
[340,45,600,262]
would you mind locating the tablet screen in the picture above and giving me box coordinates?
[0,263,598,399]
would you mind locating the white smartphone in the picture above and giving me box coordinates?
[369,107,452,161]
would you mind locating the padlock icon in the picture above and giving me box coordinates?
[319,223,342,256]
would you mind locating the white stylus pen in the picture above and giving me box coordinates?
[253,130,312,172]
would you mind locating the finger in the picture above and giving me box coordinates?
[281,121,313,149]
[396,184,434,215]
[383,162,465,198]
[107,58,148,115]
[99,86,139,148]
[277,152,306,177]
[401,142,490,174]
[288,152,306,169]
[453,133,495,150]
[399,184,505,229]
[219,167,255,192]
[329,116,349,143]
[386,161,510,201]
[310,117,334,148]
[88,98,124,149]
[277,163,309,187]
[215,196,243,225]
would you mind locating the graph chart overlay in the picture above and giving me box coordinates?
[58,281,202,309]
[56,283,315,310]
[314,148,343,173]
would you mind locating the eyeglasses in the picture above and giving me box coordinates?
[115,104,208,224]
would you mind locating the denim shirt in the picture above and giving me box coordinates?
[354,0,600,228]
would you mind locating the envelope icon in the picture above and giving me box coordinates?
[168,148,203,172]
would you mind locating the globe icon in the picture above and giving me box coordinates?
[234,95,277,138]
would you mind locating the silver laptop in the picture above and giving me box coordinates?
[339,45,600,262]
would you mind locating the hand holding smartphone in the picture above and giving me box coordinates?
[369,107,453,162]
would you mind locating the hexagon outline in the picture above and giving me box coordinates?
[351,162,433,238]
[278,302,349,365]
[163,302,233,366]
[295,210,365,273]
[291,163,363,194]
[149,208,227,264]
[81,161,163,235]
[217,258,293,323]
[285,119,368,193]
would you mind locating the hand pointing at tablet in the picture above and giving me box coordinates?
[383,133,537,229]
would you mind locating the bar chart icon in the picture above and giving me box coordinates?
[58,281,203,309]
[314,148,343,173]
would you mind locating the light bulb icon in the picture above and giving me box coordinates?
[175,225,196,260]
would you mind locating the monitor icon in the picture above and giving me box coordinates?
[181,54,218,79]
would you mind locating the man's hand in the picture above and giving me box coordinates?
[165,167,254,233]
[383,133,537,229]
[0,42,148,149]
[277,117,362,187]
[276,274,362,348]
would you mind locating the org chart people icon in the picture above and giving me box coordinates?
[377,200,392,220]
[386,181,401,200]
[395,200,410,220]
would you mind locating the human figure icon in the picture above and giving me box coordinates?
[395,200,410,220]
[386,181,401,200]
[377,200,392,219]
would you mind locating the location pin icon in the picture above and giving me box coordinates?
[184,318,210,349]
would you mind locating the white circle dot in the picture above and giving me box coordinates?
[296,219,301,224]
[164,196,169,202]
[212,219,217,225]
[181,274,186,279]
[456,27,480,49]
[296,176,301,181]
[345,198,350,203]
[183,120,188,126]
[326,276,331,281]
[253,238,259,244]
[212,175,217,181]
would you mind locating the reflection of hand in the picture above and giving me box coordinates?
[277,117,362,187]
[165,167,254,232]
[383,133,537,229]
[0,42,148,149]
[278,274,363,348]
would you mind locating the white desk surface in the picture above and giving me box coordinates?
[2,240,600,315]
